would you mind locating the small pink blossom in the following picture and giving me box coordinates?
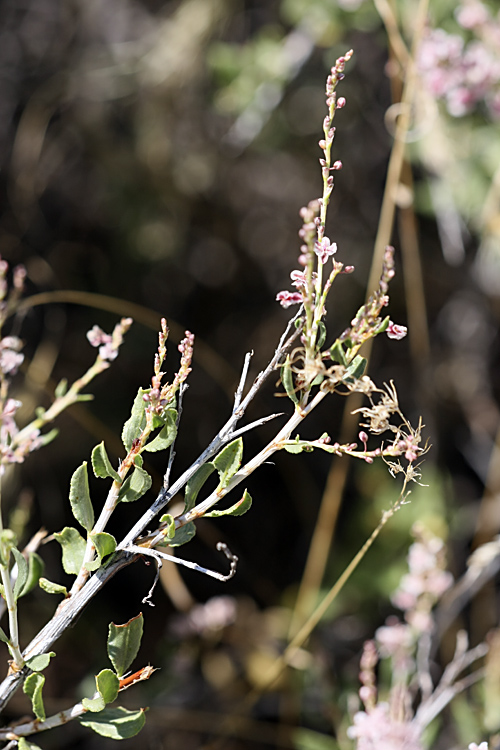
[0,336,24,375]
[276,291,303,308]
[347,703,423,750]
[314,236,337,264]
[468,743,489,750]
[386,321,408,340]
[456,1,489,29]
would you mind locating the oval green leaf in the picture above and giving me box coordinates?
[23,672,46,721]
[107,613,144,678]
[18,551,44,598]
[79,707,146,739]
[69,462,94,532]
[143,410,177,453]
[117,466,152,503]
[38,578,68,597]
[25,652,56,672]
[281,355,299,405]
[121,388,148,451]
[12,547,29,602]
[96,669,120,704]
[184,463,215,511]
[213,438,243,489]
[54,527,86,575]
[82,694,106,713]
[206,489,252,518]
[91,442,121,481]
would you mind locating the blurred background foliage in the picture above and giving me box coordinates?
[1,0,500,747]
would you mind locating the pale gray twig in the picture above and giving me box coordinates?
[129,541,238,607]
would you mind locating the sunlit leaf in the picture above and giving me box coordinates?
[206,489,252,517]
[117,466,152,503]
[38,578,68,597]
[91,442,120,481]
[96,669,120,704]
[25,653,55,672]
[12,547,28,602]
[85,533,117,572]
[18,552,44,598]
[281,355,298,405]
[143,410,177,452]
[23,672,46,721]
[79,707,146,739]
[121,388,148,451]
[184,463,215,511]
[54,527,86,575]
[107,613,144,678]
[213,438,243,489]
[69,462,94,532]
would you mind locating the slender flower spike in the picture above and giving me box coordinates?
[276,290,303,308]
[386,321,408,340]
[314,236,337,264]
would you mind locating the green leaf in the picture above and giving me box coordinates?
[107,613,144,678]
[206,489,252,517]
[54,378,68,399]
[54,527,86,575]
[19,737,43,750]
[25,652,55,672]
[85,532,117,572]
[91,442,121,481]
[0,626,10,644]
[82,694,106,713]
[330,340,347,365]
[184,463,215,511]
[159,514,176,540]
[23,672,46,721]
[317,320,327,350]
[283,435,305,454]
[69,462,94,532]
[374,315,390,335]
[345,355,367,380]
[117,466,152,503]
[167,522,196,547]
[122,388,148,451]
[79,706,146,739]
[18,552,44,598]
[143,410,177,453]
[281,355,298,405]
[12,547,29,602]
[38,578,68,597]
[213,438,243,489]
[96,669,120,704]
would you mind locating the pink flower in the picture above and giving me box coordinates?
[276,291,303,308]
[314,236,337,264]
[347,703,423,750]
[0,336,24,375]
[386,321,407,340]
[456,1,490,29]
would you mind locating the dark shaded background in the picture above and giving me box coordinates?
[0,0,497,747]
